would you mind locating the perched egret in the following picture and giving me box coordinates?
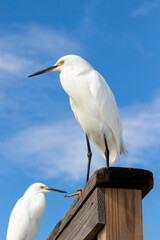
[28,55,127,182]
[6,183,67,240]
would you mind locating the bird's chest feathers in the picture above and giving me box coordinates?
[27,194,45,223]
[60,69,90,105]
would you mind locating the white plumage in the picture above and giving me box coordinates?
[6,183,66,240]
[28,55,127,180]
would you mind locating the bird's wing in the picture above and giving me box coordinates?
[70,98,82,127]
[7,198,29,240]
[89,70,122,158]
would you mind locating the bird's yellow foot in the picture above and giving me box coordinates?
[65,188,82,197]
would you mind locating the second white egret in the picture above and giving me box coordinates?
[28,55,127,182]
[6,183,67,240]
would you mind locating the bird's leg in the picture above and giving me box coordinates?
[86,134,92,183]
[64,135,92,198]
[104,134,110,167]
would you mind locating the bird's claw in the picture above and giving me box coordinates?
[65,188,82,198]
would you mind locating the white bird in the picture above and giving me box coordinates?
[28,55,127,182]
[6,183,67,240]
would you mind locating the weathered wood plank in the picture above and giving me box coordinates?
[47,177,101,240]
[95,167,153,198]
[56,187,105,240]
[105,188,143,240]
[47,167,153,240]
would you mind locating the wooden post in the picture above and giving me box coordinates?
[98,189,143,240]
[47,167,153,240]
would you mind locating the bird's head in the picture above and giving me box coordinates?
[24,183,67,195]
[28,55,92,77]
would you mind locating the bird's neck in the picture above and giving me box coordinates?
[60,68,90,101]
[26,193,46,219]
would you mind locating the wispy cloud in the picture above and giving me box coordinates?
[0,120,102,181]
[0,24,82,77]
[131,1,160,18]
[0,53,33,77]
[81,0,100,31]
[0,96,160,181]
[121,96,160,167]
[0,24,83,125]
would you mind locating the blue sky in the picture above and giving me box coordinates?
[0,0,160,239]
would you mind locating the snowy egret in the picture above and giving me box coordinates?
[28,55,127,182]
[6,183,67,240]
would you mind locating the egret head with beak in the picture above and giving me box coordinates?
[28,59,65,77]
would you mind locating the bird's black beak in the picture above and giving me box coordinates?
[46,187,67,193]
[28,65,58,78]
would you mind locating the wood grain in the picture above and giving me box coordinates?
[47,167,153,240]
[56,187,105,240]
[95,167,153,198]
[105,188,143,240]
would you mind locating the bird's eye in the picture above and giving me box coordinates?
[56,60,64,66]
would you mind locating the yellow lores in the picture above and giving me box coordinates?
[56,60,64,66]
[40,186,48,190]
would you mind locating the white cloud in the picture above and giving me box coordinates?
[0,24,83,121]
[121,96,160,167]
[1,96,160,181]
[131,1,160,18]
[0,120,95,181]
[0,53,33,76]
[0,24,82,77]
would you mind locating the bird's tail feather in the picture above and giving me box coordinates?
[120,140,127,155]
